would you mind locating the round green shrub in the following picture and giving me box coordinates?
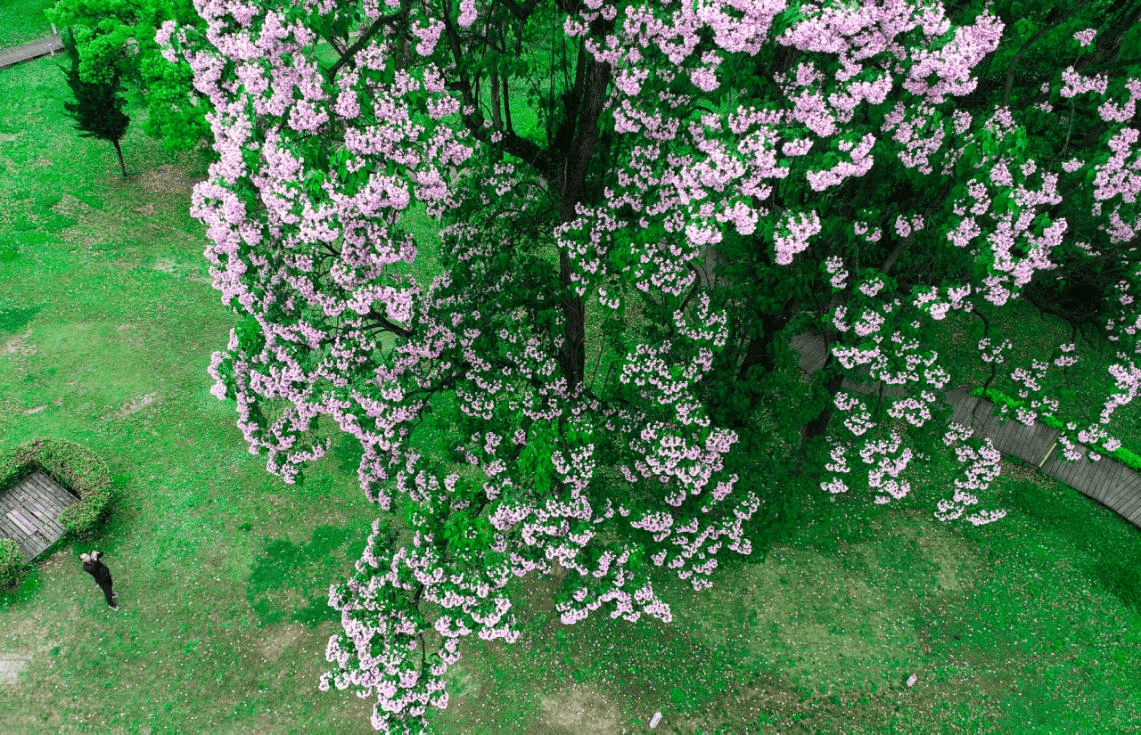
[0,438,113,540]
[0,538,28,590]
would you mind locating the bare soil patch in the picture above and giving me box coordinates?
[153,255,212,284]
[533,685,622,735]
[0,653,29,687]
[259,623,308,664]
[138,164,196,196]
[3,330,34,356]
[115,392,158,417]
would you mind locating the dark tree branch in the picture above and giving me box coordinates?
[326,3,411,82]
[493,0,539,23]
[366,309,414,338]
[1002,0,1095,107]
[439,2,553,178]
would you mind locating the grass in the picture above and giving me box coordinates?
[0,0,55,48]
[1,49,1139,735]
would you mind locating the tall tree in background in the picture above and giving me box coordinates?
[60,27,131,177]
[160,0,1140,731]
[48,0,210,152]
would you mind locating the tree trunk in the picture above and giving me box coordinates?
[736,302,796,382]
[705,301,796,428]
[112,139,126,178]
[554,45,611,394]
[798,371,844,450]
[558,250,586,391]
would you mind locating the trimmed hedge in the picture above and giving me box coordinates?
[0,538,27,590]
[0,438,114,540]
[971,387,1141,472]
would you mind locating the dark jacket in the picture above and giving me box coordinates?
[83,552,112,586]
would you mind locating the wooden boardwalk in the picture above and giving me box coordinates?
[0,35,63,71]
[0,471,77,559]
[790,333,1141,529]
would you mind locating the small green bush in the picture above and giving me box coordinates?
[0,438,114,540]
[0,539,28,590]
[972,387,1141,472]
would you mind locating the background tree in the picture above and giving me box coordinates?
[160,0,1140,731]
[60,26,131,178]
[47,0,210,152]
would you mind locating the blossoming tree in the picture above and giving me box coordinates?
[160,0,1139,730]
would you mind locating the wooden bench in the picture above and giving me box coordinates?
[0,470,78,559]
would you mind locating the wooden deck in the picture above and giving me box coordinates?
[0,471,77,559]
[0,36,63,70]
[790,332,1141,529]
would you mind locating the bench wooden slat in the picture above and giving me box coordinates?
[19,479,69,516]
[0,470,79,559]
[1100,466,1135,509]
[15,499,65,536]
[0,514,28,542]
[6,510,36,535]
[1113,485,1141,520]
[15,481,61,511]
[11,483,67,521]
[28,473,74,505]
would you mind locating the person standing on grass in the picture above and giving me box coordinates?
[80,551,119,612]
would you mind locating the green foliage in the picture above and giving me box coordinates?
[47,0,209,151]
[332,434,364,477]
[972,387,1141,471]
[0,539,29,591]
[58,27,130,168]
[245,525,369,627]
[0,304,42,335]
[0,438,114,539]
[137,45,210,151]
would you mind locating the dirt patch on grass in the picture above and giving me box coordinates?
[138,164,196,196]
[2,331,35,356]
[443,665,488,708]
[0,653,30,687]
[115,392,158,417]
[533,685,622,735]
[22,400,60,415]
[153,255,212,284]
[259,623,308,664]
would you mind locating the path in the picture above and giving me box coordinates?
[0,35,63,71]
[789,332,1141,528]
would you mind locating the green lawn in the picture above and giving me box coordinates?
[1,53,1139,734]
[0,0,55,48]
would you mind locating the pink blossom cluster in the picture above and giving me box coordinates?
[773,210,822,265]
[825,254,849,290]
[881,101,946,173]
[903,11,1003,103]
[1006,359,1060,426]
[1091,128,1141,206]
[978,337,1012,364]
[853,220,883,244]
[1096,79,1141,124]
[935,428,1005,525]
[858,432,914,505]
[1073,28,1097,47]
[806,133,876,191]
[1060,66,1109,99]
